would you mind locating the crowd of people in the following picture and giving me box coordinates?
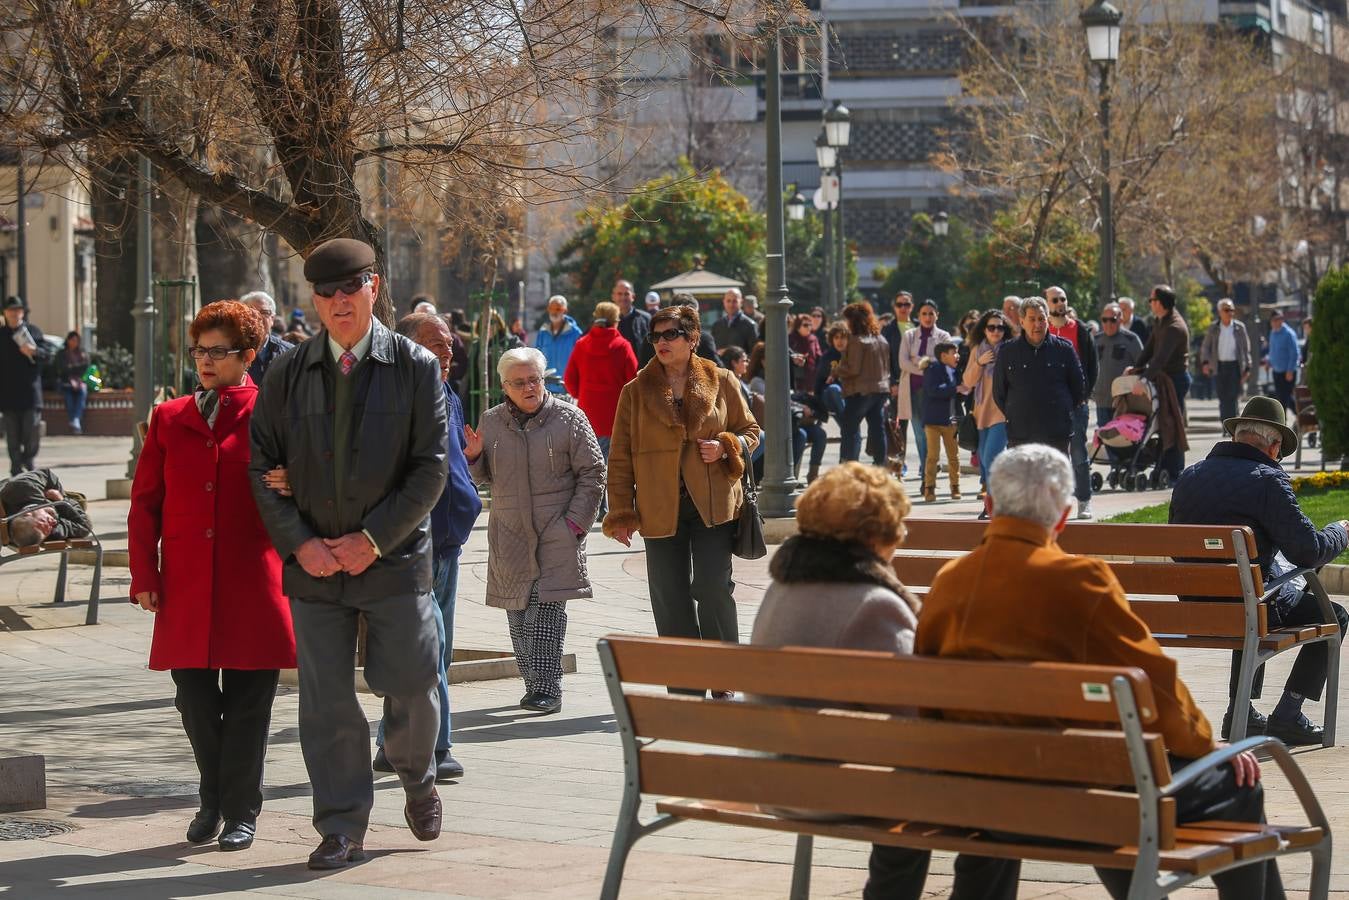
[1,241,1342,898]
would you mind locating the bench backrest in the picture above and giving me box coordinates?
[894,520,1266,639]
[601,635,1176,849]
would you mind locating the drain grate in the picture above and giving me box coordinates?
[0,818,72,841]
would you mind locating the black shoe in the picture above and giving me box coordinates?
[435,751,465,782]
[1267,711,1324,746]
[372,747,394,774]
[308,834,366,870]
[186,808,221,844]
[521,693,562,714]
[519,693,535,709]
[218,820,255,851]
[1220,705,1268,741]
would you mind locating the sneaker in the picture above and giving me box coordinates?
[1220,704,1267,741]
[1267,711,1324,746]
[1076,500,1093,520]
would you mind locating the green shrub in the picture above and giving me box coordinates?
[92,344,136,390]
[1308,266,1349,462]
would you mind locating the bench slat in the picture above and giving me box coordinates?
[606,637,1159,725]
[1130,600,1266,638]
[1186,820,1325,851]
[900,519,1257,561]
[1173,826,1280,859]
[626,694,1171,788]
[1155,631,1300,652]
[639,748,1174,849]
[892,556,1256,598]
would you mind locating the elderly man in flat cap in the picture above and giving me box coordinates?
[248,238,448,869]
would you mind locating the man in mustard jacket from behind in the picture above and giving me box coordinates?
[862,444,1282,900]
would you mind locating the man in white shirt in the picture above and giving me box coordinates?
[1200,298,1252,421]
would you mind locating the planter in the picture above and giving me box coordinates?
[40,389,136,437]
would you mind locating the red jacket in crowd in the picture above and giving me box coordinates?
[128,378,296,671]
[564,324,638,438]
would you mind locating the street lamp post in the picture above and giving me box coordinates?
[1082,0,1122,316]
[126,101,156,479]
[825,100,851,308]
[815,129,836,311]
[760,19,801,518]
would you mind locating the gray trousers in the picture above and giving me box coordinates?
[3,408,40,476]
[290,590,441,841]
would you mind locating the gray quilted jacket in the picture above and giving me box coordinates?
[469,395,606,609]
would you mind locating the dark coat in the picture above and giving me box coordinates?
[0,468,91,541]
[992,334,1086,446]
[0,321,48,411]
[248,333,294,386]
[921,363,959,427]
[429,384,482,558]
[1169,441,1348,617]
[1134,309,1190,382]
[128,380,295,670]
[618,307,651,360]
[1049,318,1099,397]
[248,321,448,601]
[711,312,758,352]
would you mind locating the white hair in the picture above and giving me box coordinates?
[497,347,546,380]
[1019,296,1049,320]
[1103,302,1121,316]
[1217,298,1235,311]
[240,291,276,314]
[1118,297,1135,310]
[1002,295,1020,307]
[547,294,568,310]
[987,444,1075,530]
[1233,421,1281,448]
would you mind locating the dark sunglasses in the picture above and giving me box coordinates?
[313,271,373,298]
[985,324,1005,331]
[649,328,688,344]
[1101,317,1119,323]
[189,346,243,360]
[895,302,913,309]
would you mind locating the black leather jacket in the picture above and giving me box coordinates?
[248,321,448,601]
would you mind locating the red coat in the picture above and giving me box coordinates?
[128,378,296,671]
[564,325,638,438]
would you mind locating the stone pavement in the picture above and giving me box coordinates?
[0,400,1345,898]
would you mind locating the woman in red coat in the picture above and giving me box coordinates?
[128,300,295,853]
[563,300,638,458]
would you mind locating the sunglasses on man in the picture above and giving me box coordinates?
[1101,317,1119,323]
[648,328,688,344]
[313,271,374,299]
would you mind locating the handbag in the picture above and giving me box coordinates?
[957,412,979,452]
[733,435,767,560]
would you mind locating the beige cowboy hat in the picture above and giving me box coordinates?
[1222,395,1298,459]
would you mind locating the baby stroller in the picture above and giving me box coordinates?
[1089,374,1168,492]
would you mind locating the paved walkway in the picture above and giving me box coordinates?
[0,400,1345,898]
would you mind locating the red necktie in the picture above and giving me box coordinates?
[340,351,356,375]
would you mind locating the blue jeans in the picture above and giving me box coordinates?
[821,383,845,417]
[976,422,1007,487]
[61,384,87,429]
[909,388,928,474]
[795,421,828,470]
[378,549,457,753]
[840,393,888,466]
[1070,403,1091,502]
[1096,405,1114,429]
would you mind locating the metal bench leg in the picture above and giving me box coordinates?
[84,544,103,627]
[600,788,642,900]
[1309,838,1332,900]
[789,834,813,900]
[54,550,68,604]
[1322,634,1339,748]
[1229,652,1260,742]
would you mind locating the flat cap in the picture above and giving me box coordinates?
[3,296,24,310]
[303,238,376,283]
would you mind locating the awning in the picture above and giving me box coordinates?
[648,266,745,295]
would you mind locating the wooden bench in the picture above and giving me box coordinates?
[0,495,104,626]
[892,519,1340,747]
[597,635,1331,900]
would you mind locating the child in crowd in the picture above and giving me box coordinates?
[921,341,961,502]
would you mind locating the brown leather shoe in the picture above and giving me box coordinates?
[307,834,366,870]
[405,788,442,841]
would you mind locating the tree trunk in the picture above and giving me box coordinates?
[88,148,138,351]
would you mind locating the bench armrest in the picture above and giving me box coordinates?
[1262,567,1338,628]
[1,501,60,525]
[1165,737,1330,833]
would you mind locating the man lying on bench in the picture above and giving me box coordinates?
[1,468,92,547]
[877,444,1280,900]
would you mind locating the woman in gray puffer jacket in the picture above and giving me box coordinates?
[466,347,605,714]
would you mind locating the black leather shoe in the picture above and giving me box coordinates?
[521,694,562,714]
[1267,712,1324,746]
[519,692,535,709]
[308,834,366,870]
[1220,705,1268,741]
[435,752,465,782]
[186,808,221,844]
[372,747,394,774]
[405,788,442,841]
[218,820,255,851]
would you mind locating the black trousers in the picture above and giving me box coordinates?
[171,668,280,823]
[865,758,1283,900]
[1230,591,1348,703]
[2,408,40,476]
[1215,361,1243,422]
[643,494,738,643]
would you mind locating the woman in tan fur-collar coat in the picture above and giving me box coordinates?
[603,306,760,663]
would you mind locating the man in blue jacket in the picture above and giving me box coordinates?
[1266,310,1300,413]
[374,313,484,778]
[534,296,582,393]
[1171,396,1348,745]
[993,296,1086,457]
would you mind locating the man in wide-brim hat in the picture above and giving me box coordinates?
[1169,394,1348,746]
[248,237,448,868]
